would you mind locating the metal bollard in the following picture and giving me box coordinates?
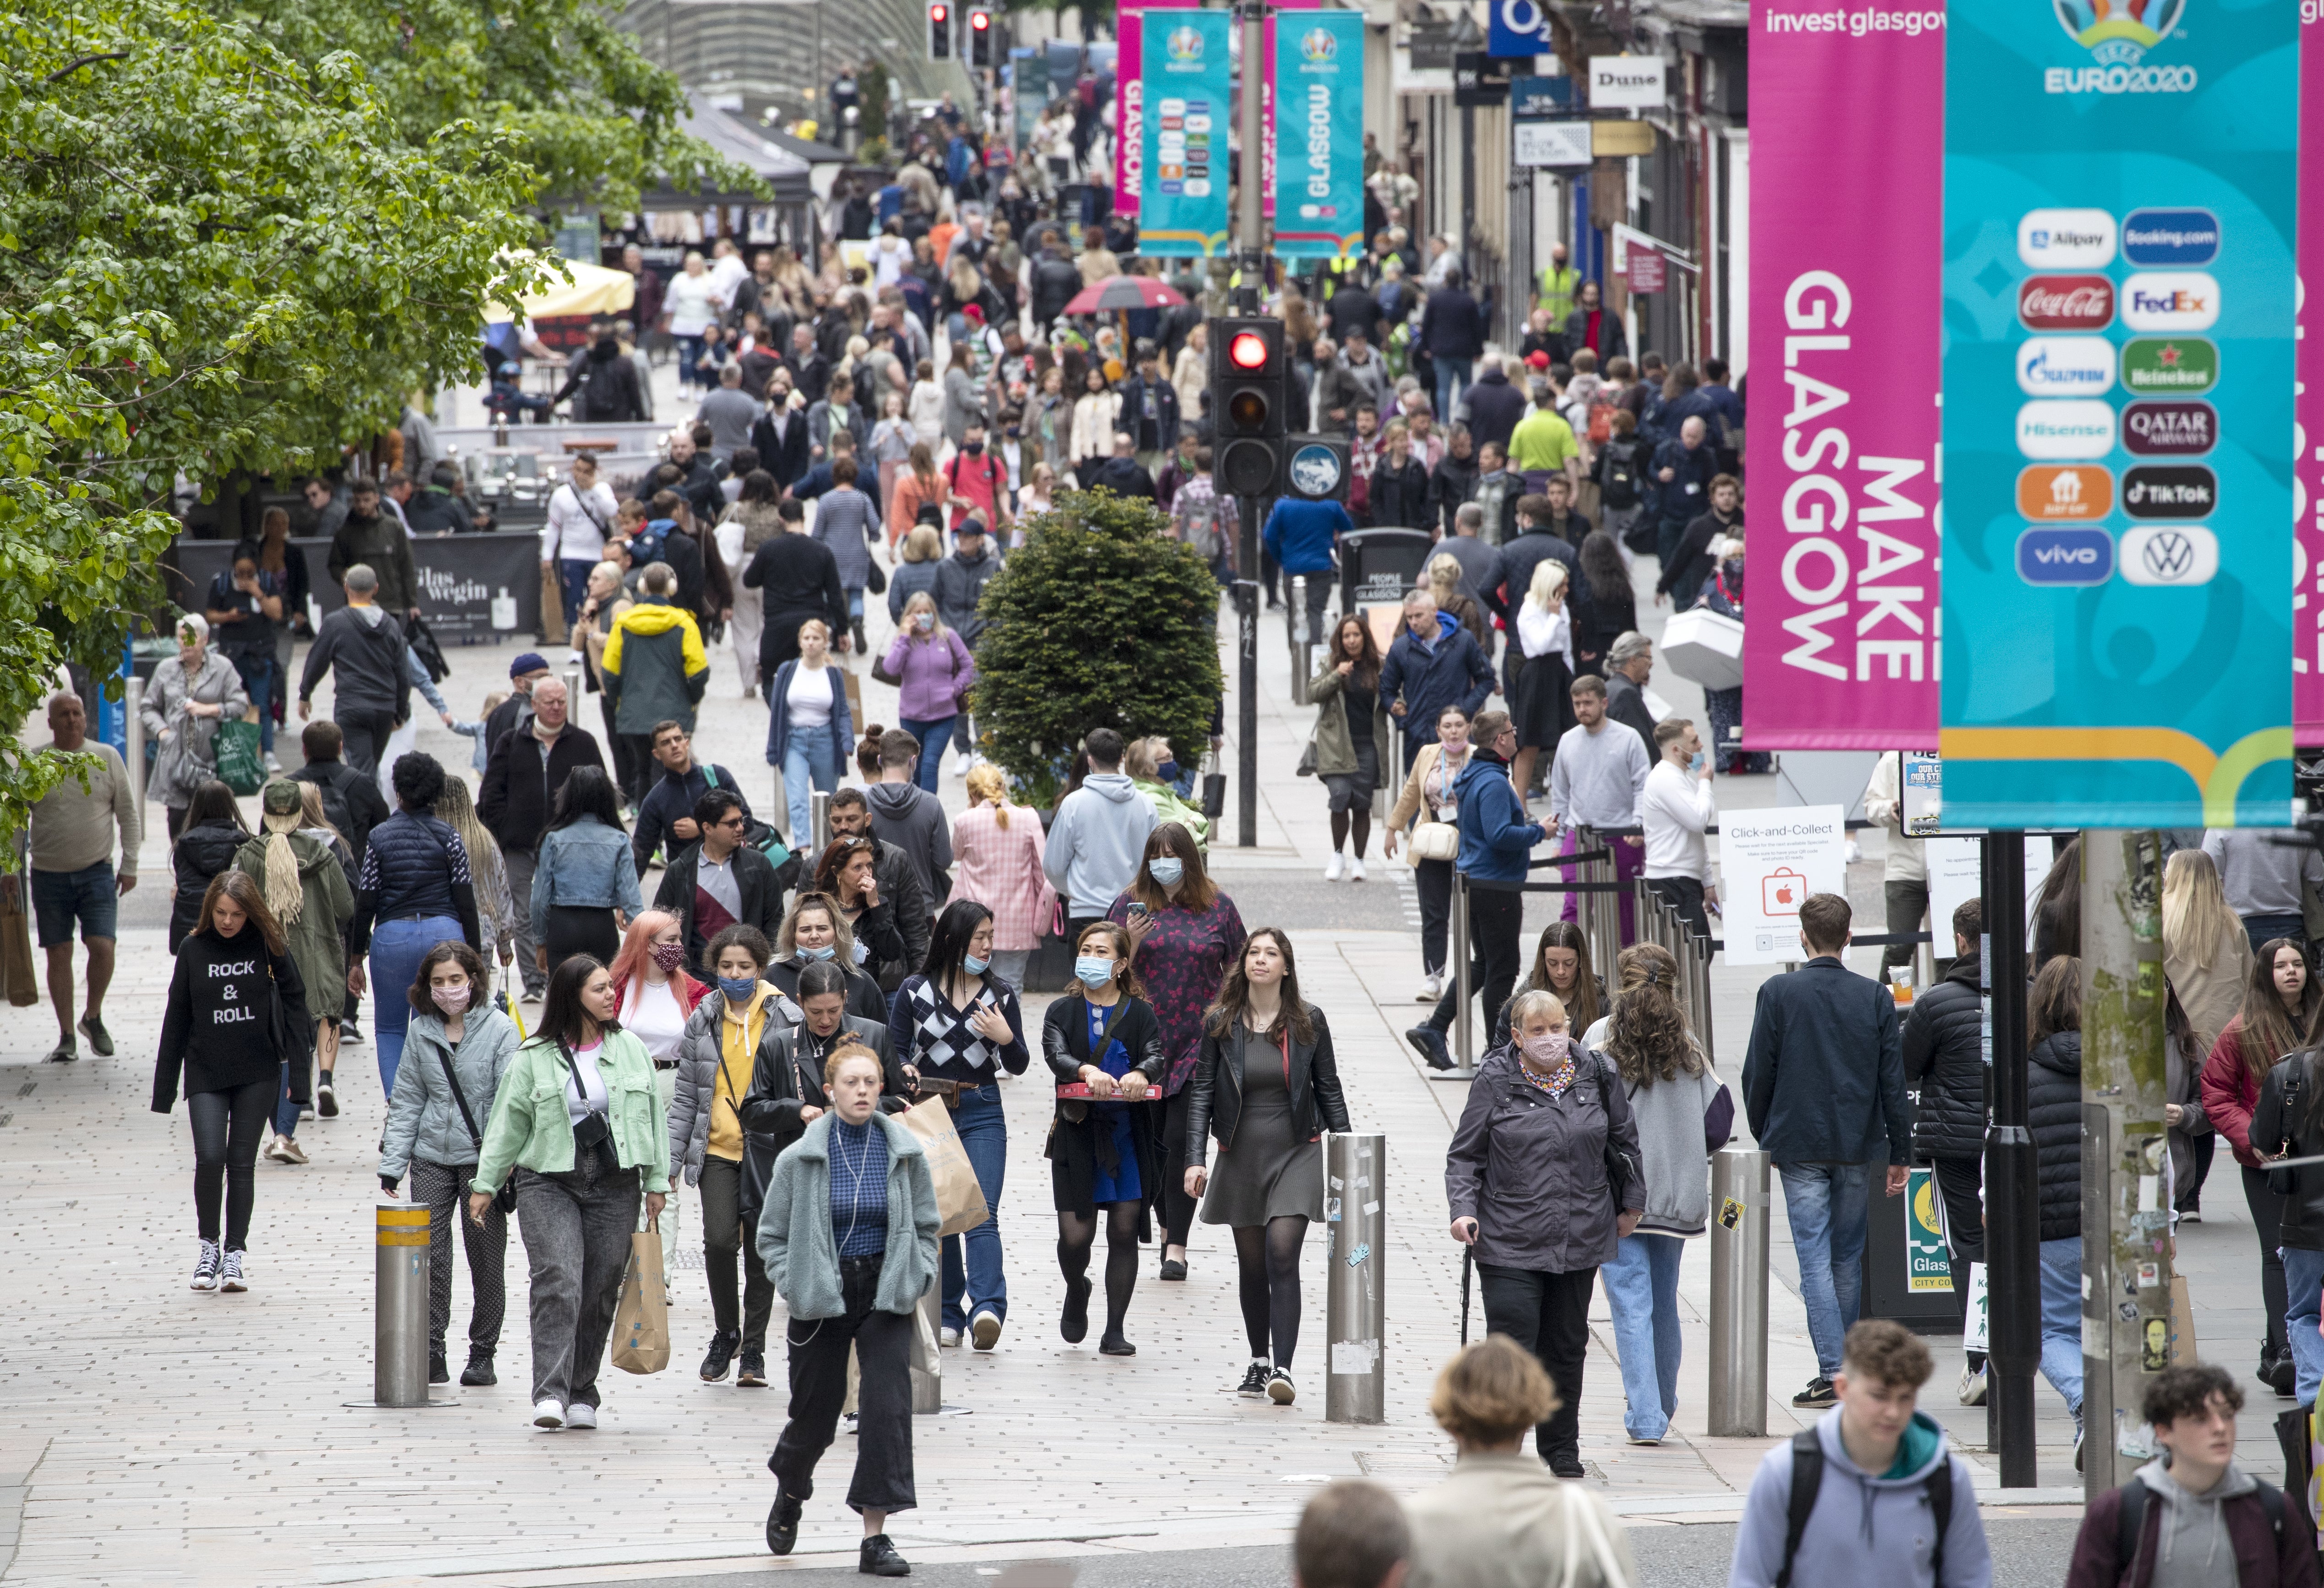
[810,789,831,855]
[376,1201,432,1407]
[1707,1148,1771,1436]
[1325,1133,1387,1424]
[125,676,146,801]
[1290,575,1309,647]
[1448,869,1474,1073]
[910,1283,943,1413]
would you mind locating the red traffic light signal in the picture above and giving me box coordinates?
[1229,330,1269,371]
[929,2,951,58]
[969,8,989,27]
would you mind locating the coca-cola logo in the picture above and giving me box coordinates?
[2018,273,2116,330]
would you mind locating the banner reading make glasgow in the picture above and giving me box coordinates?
[1272,10,1365,259]
[1742,0,1944,751]
[1139,8,1231,256]
[1940,0,2297,828]
[2298,3,2324,740]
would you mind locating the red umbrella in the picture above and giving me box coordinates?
[1063,275,1189,315]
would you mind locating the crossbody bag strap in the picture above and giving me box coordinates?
[437,1039,486,1155]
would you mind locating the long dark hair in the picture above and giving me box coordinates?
[2031,955,2083,1044]
[1603,943,1701,1087]
[550,765,625,832]
[924,898,996,984]
[1579,530,1627,596]
[534,953,619,1050]
[2240,938,2320,1084]
[1129,821,1217,914]
[814,836,878,901]
[195,869,284,956]
[2032,837,2081,968]
[185,779,249,833]
[1072,918,1148,1001]
[1523,921,1600,1032]
[1204,926,1313,1046]
[1329,614,1381,692]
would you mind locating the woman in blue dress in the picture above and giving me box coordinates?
[1042,920,1169,1357]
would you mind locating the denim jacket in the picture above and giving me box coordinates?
[530,815,645,943]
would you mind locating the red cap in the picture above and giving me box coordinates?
[1525,350,1550,370]
[963,304,985,322]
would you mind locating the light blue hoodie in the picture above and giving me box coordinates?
[1728,1407,1991,1588]
[1043,771,1160,915]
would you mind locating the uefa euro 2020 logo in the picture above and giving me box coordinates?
[2053,0,2187,65]
[1300,27,1336,63]
[1165,25,1203,62]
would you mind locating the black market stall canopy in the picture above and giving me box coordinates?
[653,103,818,207]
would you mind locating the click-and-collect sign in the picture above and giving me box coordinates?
[1938,0,2297,828]
[1716,805,1848,967]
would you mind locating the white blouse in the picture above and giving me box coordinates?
[787,665,834,729]
[1518,603,1575,670]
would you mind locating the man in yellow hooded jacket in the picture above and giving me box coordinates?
[599,561,710,806]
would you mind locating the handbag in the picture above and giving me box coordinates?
[215,712,265,796]
[1295,735,1319,778]
[1595,1055,1640,1214]
[1408,821,1460,862]
[1200,748,1227,821]
[537,560,568,645]
[437,1041,517,1217]
[950,635,974,718]
[0,846,37,1009]
[2270,1061,2308,1197]
[556,1041,614,1156]
[864,556,889,596]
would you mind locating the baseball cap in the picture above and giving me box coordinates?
[1525,351,1550,371]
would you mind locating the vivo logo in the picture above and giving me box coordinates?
[2017,527,2116,586]
[2016,399,2118,460]
[2120,272,2219,332]
[2017,208,2117,269]
[2016,336,2115,396]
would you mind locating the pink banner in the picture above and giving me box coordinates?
[1742,0,1944,750]
[2297,6,2324,740]
[1259,0,1324,223]
[1113,0,1197,221]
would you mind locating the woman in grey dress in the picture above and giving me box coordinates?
[1184,928,1350,1407]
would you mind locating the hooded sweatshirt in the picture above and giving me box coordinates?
[866,781,954,902]
[1731,1408,1991,1588]
[601,598,710,734]
[2139,1457,2258,1588]
[299,603,411,718]
[1043,771,1160,915]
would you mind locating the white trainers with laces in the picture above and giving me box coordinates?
[1324,852,1345,882]
[218,1249,247,1293]
[190,1240,221,1291]
[532,1398,565,1429]
[565,1403,597,1430]
[1418,973,1442,1003]
[1348,855,1367,882]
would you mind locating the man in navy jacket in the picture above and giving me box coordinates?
[1379,591,1496,775]
[1741,892,1911,1408]
[1406,710,1541,1071]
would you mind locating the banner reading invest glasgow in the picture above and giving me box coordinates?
[2298,5,2324,740]
[1139,8,1232,257]
[1741,0,1945,751]
[1272,10,1365,259]
[1938,0,2298,828]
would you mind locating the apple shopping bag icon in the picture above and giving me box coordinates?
[1762,868,1806,917]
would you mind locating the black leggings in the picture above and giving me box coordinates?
[2247,1164,2290,1357]
[1232,1215,1309,1368]
[1058,1202,1142,1339]
[189,1078,274,1249]
[1152,1092,1199,1247]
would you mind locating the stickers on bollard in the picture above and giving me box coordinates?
[1717,1196,1746,1230]
[1344,1242,1371,1267]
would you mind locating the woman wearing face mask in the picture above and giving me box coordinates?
[668,924,804,1389]
[379,941,520,1387]
[768,892,889,1021]
[816,837,905,979]
[1106,824,1244,1281]
[1445,989,1645,1475]
[1184,929,1350,1405]
[889,900,1029,1348]
[880,592,975,794]
[1385,703,1474,1004]
[1043,921,1168,1355]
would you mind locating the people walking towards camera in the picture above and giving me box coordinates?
[28,690,138,1064]
[467,954,672,1432]
[889,899,1031,1350]
[758,1040,940,1578]
[152,870,311,1294]
[235,779,354,1167]
[379,941,519,1387]
[768,892,890,1024]
[1042,920,1168,1356]
[1184,928,1351,1405]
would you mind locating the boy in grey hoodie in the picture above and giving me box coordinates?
[1043,728,1159,932]
[1729,1319,1992,1588]
[864,729,953,901]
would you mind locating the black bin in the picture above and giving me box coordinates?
[1337,527,1437,617]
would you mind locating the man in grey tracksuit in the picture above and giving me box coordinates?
[1043,728,1159,940]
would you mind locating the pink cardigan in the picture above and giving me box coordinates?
[947,801,1054,952]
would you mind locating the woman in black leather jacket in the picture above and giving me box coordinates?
[2252,1027,2324,1405]
[1184,928,1351,1406]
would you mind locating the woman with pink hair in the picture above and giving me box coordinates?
[609,910,708,1256]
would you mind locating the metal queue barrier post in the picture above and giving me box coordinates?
[1708,1148,1771,1436]
[810,789,832,856]
[375,1201,432,1407]
[125,677,145,800]
[1324,1133,1387,1424]
[1447,870,1474,1075]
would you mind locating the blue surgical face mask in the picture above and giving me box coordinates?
[718,974,763,1004]
[1147,857,1185,887]
[964,953,991,974]
[1688,750,1706,773]
[800,944,838,962]
[1074,955,1115,989]
[1156,760,1180,784]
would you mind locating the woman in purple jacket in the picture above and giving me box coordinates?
[881,592,976,793]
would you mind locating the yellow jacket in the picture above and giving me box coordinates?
[600,598,709,733]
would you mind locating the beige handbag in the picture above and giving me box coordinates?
[1408,821,1461,863]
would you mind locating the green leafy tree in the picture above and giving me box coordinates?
[971,491,1222,808]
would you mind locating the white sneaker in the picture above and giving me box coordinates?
[261,1135,289,1164]
[218,1249,247,1292]
[1417,973,1442,1003]
[1324,851,1345,882]
[565,1402,597,1430]
[532,1398,565,1429]
[263,751,283,774]
[1348,855,1367,882]
[275,1135,309,1165]
[953,748,972,776]
[971,1309,1003,1351]
[939,1327,961,1348]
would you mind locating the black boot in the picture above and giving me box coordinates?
[859,1534,910,1577]
[851,617,869,654]
[2267,1342,2297,1398]
[429,1350,450,1386]
[460,1349,496,1387]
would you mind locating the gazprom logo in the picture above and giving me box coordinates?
[2017,526,2116,586]
[2016,337,2116,397]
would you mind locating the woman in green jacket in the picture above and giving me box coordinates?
[468,953,672,1433]
[1307,615,1391,882]
[234,778,354,1166]
[757,1040,939,1578]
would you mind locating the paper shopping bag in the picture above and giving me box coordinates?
[897,1094,989,1238]
[610,1227,670,1374]
[538,562,567,646]
[0,870,37,1008]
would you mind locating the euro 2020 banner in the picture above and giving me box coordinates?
[1139,9,1232,257]
[1271,10,1365,259]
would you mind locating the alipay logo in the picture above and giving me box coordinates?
[2017,526,2116,586]
[2016,400,2118,460]
[2017,209,2117,269]
[2016,337,2116,397]
[2118,525,2218,587]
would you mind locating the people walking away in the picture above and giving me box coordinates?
[204,541,286,771]
[1407,712,1545,1072]
[351,753,483,1097]
[153,869,310,1294]
[437,776,518,999]
[2165,847,2258,1066]
[2198,937,2319,1397]
[1043,919,1169,1355]
[1261,490,1353,643]
[757,1039,939,1577]
[1460,356,1530,459]
[145,615,251,841]
[813,457,882,653]
[1506,559,1576,799]
[629,720,756,877]
[766,618,855,848]
[168,781,253,953]
[1728,1319,1992,1588]
[2251,1023,2324,1407]
[236,779,354,1166]
[742,503,849,695]
[1379,590,1497,778]
[1903,900,1996,1404]
[1498,920,1607,1051]
[1298,1478,1412,1588]
[948,764,1052,993]
[881,600,976,794]
[467,953,673,1432]
[2164,989,2217,1228]
[2204,827,2324,958]
[291,719,390,869]
[529,767,642,977]
[1863,750,1933,985]
[1385,704,1473,1005]
[480,676,606,1001]
[297,566,410,780]
[1741,892,1911,1406]
[1445,986,1644,1473]
[1185,928,1351,1405]
[1310,616,1390,883]
[1573,531,1635,679]
[30,691,138,1062]
[600,562,710,807]
[379,941,518,1386]
[1044,728,1161,942]
[2065,1362,2313,1588]
[863,738,956,924]
[1640,718,1716,942]
[652,788,786,977]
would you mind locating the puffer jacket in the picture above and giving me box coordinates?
[2029,1029,2083,1240]
[379,1006,521,1183]
[666,985,803,1187]
[169,819,251,951]
[1902,955,1989,1160]
[601,598,709,734]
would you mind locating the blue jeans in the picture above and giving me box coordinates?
[1777,1162,1871,1376]
[227,651,274,754]
[1435,358,1474,423]
[899,717,956,791]
[2285,1245,2324,1406]
[674,333,706,389]
[782,723,839,848]
[941,1083,1009,1330]
[1602,1234,1685,1439]
[370,914,463,1099]
[559,559,597,628]
[274,1060,301,1138]
[2040,1235,2085,1428]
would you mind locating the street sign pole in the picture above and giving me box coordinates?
[1233,0,1266,847]
[1981,831,2039,1485]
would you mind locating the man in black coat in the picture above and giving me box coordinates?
[1417,268,1487,421]
[1740,892,1910,1404]
[749,385,813,492]
[1602,632,1660,755]
[1457,355,1529,458]
[1902,897,1993,1398]
[1029,233,1084,332]
[477,677,606,998]
[741,505,849,691]
[652,789,786,975]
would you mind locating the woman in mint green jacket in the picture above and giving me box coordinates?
[468,954,672,1433]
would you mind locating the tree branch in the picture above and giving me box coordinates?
[46,51,130,82]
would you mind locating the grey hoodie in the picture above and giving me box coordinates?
[866,780,953,902]
[1730,1408,1991,1588]
[2138,1456,2257,1588]
[1043,772,1160,915]
[1622,1060,1729,1236]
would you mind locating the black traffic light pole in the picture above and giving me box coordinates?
[1981,831,2039,1485]
[1232,0,1268,848]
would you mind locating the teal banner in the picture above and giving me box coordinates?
[1272,10,1366,260]
[1139,9,1231,256]
[1938,0,2299,828]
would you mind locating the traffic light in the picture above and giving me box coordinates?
[1211,317,1286,498]
[968,7,993,66]
[928,1,950,59]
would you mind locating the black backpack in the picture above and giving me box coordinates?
[2113,1473,2285,1578]
[1774,1428,1952,1588]
[581,356,636,422]
[299,766,355,848]
[1600,439,1643,510]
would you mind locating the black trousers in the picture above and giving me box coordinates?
[700,1155,776,1352]
[410,1158,508,1356]
[1478,1263,1595,1462]
[544,904,620,976]
[1884,879,1931,975]
[617,732,659,807]
[1150,1089,1199,1246]
[599,696,637,804]
[189,1077,274,1249]
[2247,1164,2290,1356]
[1415,858,1453,977]
[1646,875,1711,945]
[1931,1155,1985,1366]
[771,1256,917,1515]
[1428,885,1523,1044]
[336,707,397,779]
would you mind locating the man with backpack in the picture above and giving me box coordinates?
[2066,1362,2312,1588]
[942,419,1011,535]
[1729,1319,1992,1588]
[1595,408,1653,554]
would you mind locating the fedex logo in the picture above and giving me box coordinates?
[2120,272,2220,332]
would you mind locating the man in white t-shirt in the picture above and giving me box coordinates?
[540,454,620,628]
[1640,716,1717,943]
[705,238,750,318]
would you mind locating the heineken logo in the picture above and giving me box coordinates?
[2120,337,2217,395]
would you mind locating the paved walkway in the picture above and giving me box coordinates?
[0,502,2271,1587]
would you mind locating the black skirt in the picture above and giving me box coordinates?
[1048,1099,1162,1232]
[1510,650,1577,751]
